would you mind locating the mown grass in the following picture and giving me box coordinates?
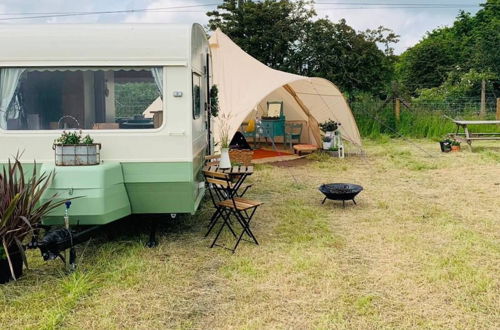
[0,140,499,329]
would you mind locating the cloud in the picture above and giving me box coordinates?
[123,3,461,53]
[0,0,139,24]
[316,7,462,54]
[0,0,478,53]
[123,0,209,25]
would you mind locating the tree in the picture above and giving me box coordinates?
[396,30,459,91]
[397,0,500,94]
[207,0,315,70]
[207,0,398,96]
[362,26,400,56]
[291,19,394,95]
[470,1,500,75]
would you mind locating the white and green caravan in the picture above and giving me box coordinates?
[0,24,212,225]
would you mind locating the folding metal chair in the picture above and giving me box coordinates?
[203,169,246,234]
[203,170,236,237]
[204,154,220,167]
[203,170,262,252]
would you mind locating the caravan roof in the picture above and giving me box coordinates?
[0,24,198,67]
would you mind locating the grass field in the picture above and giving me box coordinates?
[0,140,499,329]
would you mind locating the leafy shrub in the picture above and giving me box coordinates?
[319,120,340,132]
[1,157,69,280]
[55,131,94,145]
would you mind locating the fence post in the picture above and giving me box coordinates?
[497,98,500,121]
[480,79,486,118]
[395,98,401,122]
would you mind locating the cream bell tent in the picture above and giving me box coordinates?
[209,28,362,147]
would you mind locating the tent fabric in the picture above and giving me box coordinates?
[208,28,362,147]
[142,97,163,118]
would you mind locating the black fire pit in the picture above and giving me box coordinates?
[319,183,363,208]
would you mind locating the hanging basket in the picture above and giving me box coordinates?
[53,143,101,166]
[229,149,254,166]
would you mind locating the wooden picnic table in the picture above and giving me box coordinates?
[448,119,500,150]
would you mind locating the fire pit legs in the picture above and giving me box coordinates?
[341,199,357,208]
[323,198,357,208]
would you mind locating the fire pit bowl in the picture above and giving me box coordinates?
[319,183,363,207]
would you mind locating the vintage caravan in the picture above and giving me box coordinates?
[0,24,212,225]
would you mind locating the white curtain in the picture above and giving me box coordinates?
[0,68,25,129]
[151,67,163,98]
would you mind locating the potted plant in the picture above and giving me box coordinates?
[1,157,68,283]
[451,139,461,152]
[322,136,332,150]
[53,131,101,166]
[439,138,453,152]
[218,113,232,169]
[319,119,341,137]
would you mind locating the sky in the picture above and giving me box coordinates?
[0,0,483,54]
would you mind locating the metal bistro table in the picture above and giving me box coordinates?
[203,165,254,197]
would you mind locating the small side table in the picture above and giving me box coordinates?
[293,144,318,155]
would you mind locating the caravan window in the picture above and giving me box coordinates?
[0,67,163,131]
[192,72,202,119]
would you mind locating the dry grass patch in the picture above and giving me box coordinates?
[0,139,498,329]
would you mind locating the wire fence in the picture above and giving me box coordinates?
[350,98,500,139]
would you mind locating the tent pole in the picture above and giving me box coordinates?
[206,53,212,154]
[283,84,322,147]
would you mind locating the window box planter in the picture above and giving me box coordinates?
[53,143,101,166]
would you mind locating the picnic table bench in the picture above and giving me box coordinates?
[448,119,500,150]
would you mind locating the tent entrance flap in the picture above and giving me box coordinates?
[209,28,361,147]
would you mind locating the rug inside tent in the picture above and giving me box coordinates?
[252,149,293,159]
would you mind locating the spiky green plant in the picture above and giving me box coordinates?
[217,112,232,148]
[0,156,68,280]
